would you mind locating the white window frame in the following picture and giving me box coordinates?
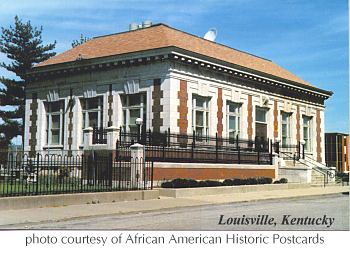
[281,111,291,146]
[255,106,268,141]
[227,101,241,140]
[255,106,268,125]
[192,95,210,138]
[45,100,64,146]
[81,96,104,130]
[303,115,313,152]
[121,93,146,133]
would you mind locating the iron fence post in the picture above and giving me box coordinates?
[236,134,239,150]
[192,131,195,159]
[108,152,113,188]
[151,161,154,190]
[258,149,260,165]
[297,141,301,160]
[36,153,40,195]
[238,146,241,164]
[148,129,152,145]
[168,128,171,147]
[81,154,84,193]
[215,132,218,163]
[270,150,273,165]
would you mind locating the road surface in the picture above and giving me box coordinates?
[6,193,349,230]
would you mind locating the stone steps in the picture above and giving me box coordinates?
[311,170,335,184]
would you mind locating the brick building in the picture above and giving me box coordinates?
[325,133,349,173]
[23,23,333,181]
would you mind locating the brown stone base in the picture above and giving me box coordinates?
[153,167,276,181]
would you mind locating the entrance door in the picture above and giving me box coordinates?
[255,122,267,141]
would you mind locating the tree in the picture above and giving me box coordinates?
[72,34,90,48]
[0,16,56,148]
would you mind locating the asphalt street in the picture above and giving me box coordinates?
[7,193,349,230]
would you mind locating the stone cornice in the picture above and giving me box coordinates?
[26,47,332,105]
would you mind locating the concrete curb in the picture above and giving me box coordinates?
[158,183,311,198]
[0,190,159,211]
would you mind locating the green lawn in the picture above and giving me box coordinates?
[0,179,143,196]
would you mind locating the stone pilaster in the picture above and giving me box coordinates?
[217,88,223,138]
[29,93,38,157]
[316,109,322,162]
[296,105,300,142]
[273,100,278,139]
[107,84,113,127]
[68,89,73,155]
[177,80,188,135]
[247,95,253,140]
[152,78,163,133]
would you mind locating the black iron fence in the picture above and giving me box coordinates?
[92,127,107,144]
[119,128,270,152]
[275,142,305,160]
[117,129,273,165]
[0,151,153,197]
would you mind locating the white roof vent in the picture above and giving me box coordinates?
[204,28,217,42]
[142,20,152,28]
[129,22,139,31]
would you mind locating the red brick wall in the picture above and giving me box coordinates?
[154,167,276,180]
[217,88,223,138]
[247,95,253,140]
[296,105,300,142]
[273,100,278,139]
[152,78,163,133]
[177,80,188,134]
[316,109,322,162]
[346,136,349,171]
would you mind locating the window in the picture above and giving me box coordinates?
[227,102,240,140]
[281,112,291,146]
[121,93,146,133]
[192,95,210,137]
[303,115,312,151]
[81,96,103,129]
[255,107,268,141]
[45,101,65,145]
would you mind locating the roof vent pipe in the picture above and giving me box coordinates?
[142,20,152,28]
[129,22,139,31]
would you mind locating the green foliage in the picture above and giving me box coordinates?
[198,180,223,187]
[161,176,275,188]
[279,178,288,183]
[0,16,56,147]
[71,34,90,48]
[273,178,288,184]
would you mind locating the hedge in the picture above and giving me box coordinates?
[161,176,278,188]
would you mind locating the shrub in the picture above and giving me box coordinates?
[273,180,281,184]
[170,178,198,188]
[257,177,273,184]
[232,178,246,186]
[279,178,288,184]
[161,181,173,188]
[222,179,234,186]
[246,177,258,185]
[198,180,223,187]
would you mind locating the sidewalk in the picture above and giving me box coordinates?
[0,185,348,227]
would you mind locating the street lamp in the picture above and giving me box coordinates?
[135,118,143,143]
[274,137,280,154]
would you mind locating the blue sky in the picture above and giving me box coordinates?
[0,0,348,134]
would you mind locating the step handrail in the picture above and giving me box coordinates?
[303,155,335,179]
[278,151,333,187]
